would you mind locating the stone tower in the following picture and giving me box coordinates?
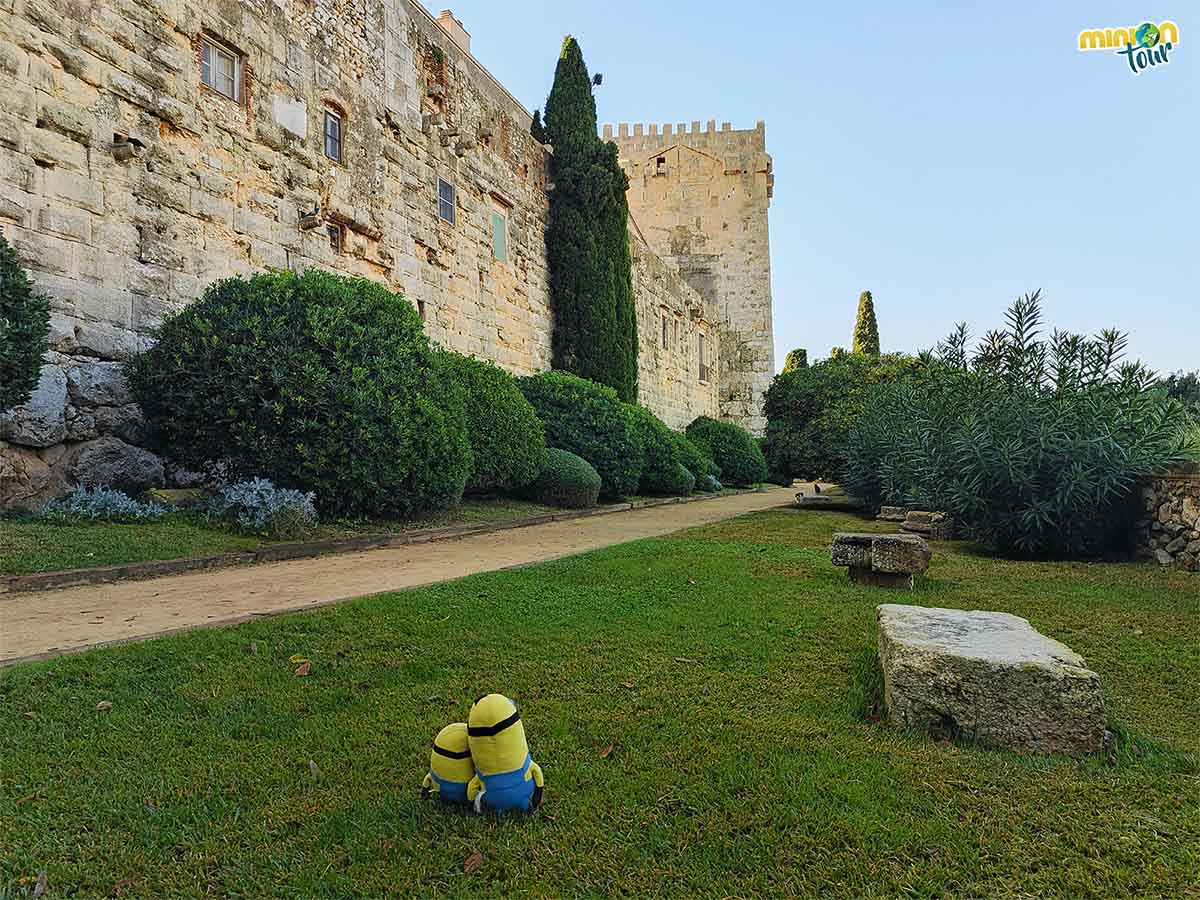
[605,120,775,433]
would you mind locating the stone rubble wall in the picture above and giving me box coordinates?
[1135,464,1200,571]
[0,0,721,509]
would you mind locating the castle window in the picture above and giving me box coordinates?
[698,331,709,383]
[491,202,508,262]
[326,223,343,254]
[656,156,667,175]
[674,317,679,343]
[438,178,456,224]
[661,313,668,349]
[323,108,343,163]
[201,37,242,102]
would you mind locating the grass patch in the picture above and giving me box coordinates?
[1,510,1197,897]
[0,499,561,576]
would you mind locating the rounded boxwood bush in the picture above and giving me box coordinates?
[0,233,51,413]
[530,447,601,508]
[519,371,642,498]
[672,431,719,483]
[438,351,546,495]
[685,416,769,487]
[624,403,689,495]
[127,269,471,518]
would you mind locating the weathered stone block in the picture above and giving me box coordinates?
[0,365,68,447]
[832,532,931,588]
[68,436,165,494]
[877,604,1107,756]
[66,360,132,407]
[877,505,908,522]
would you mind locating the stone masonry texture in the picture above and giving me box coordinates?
[1134,464,1200,571]
[606,120,776,433]
[0,0,773,508]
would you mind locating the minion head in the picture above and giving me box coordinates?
[468,693,529,776]
[429,722,474,785]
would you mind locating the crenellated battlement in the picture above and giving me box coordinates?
[602,120,766,155]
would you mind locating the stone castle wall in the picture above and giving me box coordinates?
[607,120,775,433]
[0,0,723,508]
[1135,464,1200,571]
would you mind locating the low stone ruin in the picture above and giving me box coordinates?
[1134,464,1200,570]
[794,485,864,512]
[831,532,931,588]
[876,505,907,522]
[900,510,956,541]
[876,604,1106,756]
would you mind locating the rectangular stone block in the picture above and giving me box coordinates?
[877,604,1106,756]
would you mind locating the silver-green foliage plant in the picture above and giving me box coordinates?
[207,478,317,539]
[37,486,169,523]
[843,291,1198,559]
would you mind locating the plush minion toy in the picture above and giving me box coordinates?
[421,722,474,806]
[466,693,544,815]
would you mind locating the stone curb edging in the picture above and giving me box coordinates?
[0,490,757,595]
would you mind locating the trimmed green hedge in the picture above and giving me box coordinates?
[530,448,601,508]
[127,270,471,518]
[519,371,642,498]
[685,416,768,487]
[0,233,50,413]
[438,351,545,495]
[624,404,690,496]
[673,431,719,484]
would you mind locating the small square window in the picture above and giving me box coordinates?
[324,110,343,162]
[491,209,508,262]
[326,223,343,254]
[437,178,456,225]
[201,38,242,102]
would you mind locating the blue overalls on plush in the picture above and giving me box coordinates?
[475,754,535,813]
[428,771,468,804]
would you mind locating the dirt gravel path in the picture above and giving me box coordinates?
[0,488,793,665]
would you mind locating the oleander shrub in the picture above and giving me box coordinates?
[0,233,51,413]
[438,351,546,495]
[127,270,471,519]
[672,431,720,484]
[207,478,318,539]
[624,404,690,495]
[685,416,768,487]
[843,292,1199,559]
[36,486,168,523]
[762,352,926,483]
[518,371,642,498]
[530,448,601,509]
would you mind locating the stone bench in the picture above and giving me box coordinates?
[876,604,1106,756]
[831,532,931,588]
[900,510,956,540]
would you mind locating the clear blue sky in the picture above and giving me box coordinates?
[447,1,1197,374]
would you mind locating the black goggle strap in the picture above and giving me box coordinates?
[432,743,472,760]
[467,709,521,737]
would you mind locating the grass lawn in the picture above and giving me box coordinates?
[0,499,562,576]
[2,510,1197,897]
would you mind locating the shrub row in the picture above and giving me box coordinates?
[127,271,756,517]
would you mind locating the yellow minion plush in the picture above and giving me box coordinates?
[421,722,473,805]
[466,693,544,815]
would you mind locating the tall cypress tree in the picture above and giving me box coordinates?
[542,36,637,402]
[852,290,881,356]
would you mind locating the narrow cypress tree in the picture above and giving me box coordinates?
[542,36,637,402]
[0,233,50,412]
[852,290,881,356]
[782,348,808,372]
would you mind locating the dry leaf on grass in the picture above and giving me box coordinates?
[599,744,615,759]
[463,850,485,874]
[33,871,47,897]
[673,657,698,664]
[620,681,635,690]
[96,700,113,712]
[309,760,322,778]
[294,662,312,677]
